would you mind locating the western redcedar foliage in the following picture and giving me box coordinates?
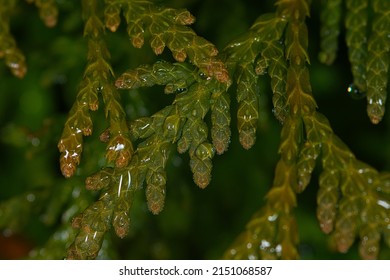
[0,0,389,259]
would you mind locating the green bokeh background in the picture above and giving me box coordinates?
[0,0,389,259]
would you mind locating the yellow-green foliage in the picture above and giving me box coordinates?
[0,0,389,260]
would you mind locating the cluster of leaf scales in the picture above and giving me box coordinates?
[0,0,58,78]
[1,0,389,260]
[58,0,234,259]
[320,0,390,124]
[224,0,390,260]
[61,0,390,259]
[58,0,134,179]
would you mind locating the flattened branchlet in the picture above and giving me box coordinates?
[0,0,389,260]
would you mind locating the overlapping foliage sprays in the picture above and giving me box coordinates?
[0,0,389,259]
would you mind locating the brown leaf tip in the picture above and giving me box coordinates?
[9,62,27,79]
[203,59,231,84]
[319,221,333,234]
[60,157,78,178]
[44,15,58,28]
[71,215,82,229]
[175,11,196,25]
[194,173,210,189]
[115,226,129,239]
[132,34,145,49]
[239,130,256,150]
[148,202,164,215]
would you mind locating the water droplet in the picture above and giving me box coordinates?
[347,83,366,100]
[139,122,150,131]
[199,72,207,79]
[198,71,211,81]
[197,125,207,134]
[267,213,278,222]
[96,85,104,92]
[31,137,40,147]
[165,84,187,94]
[141,156,151,164]
[248,254,257,260]
[26,193,35,202]
[260,239,271,250]
[150,172,166,186]
[109,143,125,152]
[368,97,384,106]
[275,244,282,254]
[116,174,124,197]
[243,113,253,121]
[166,122,175,131]
[175,88,187,94]
[377,199,390,209]
[195,143,214,160]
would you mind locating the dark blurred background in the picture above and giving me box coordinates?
[0,0,389,260]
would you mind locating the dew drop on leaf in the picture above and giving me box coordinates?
[175,88,187,94]
[198,71,210,80]
[195,142,214,160]
[150,172,166,186]
[347,83,366,100]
